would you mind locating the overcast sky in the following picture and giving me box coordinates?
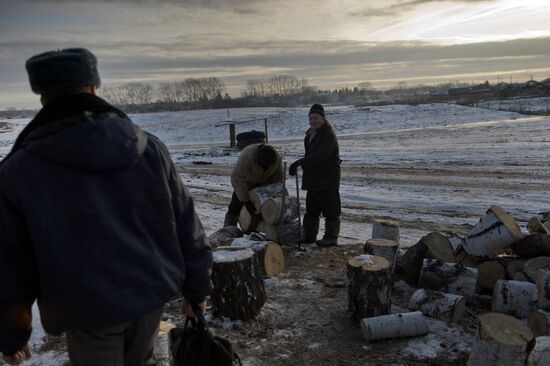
[1,0,549,109]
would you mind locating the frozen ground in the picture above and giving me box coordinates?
[1,100,550,365]
[476,96,550,114]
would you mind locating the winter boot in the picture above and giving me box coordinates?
[316,218,340,247]
[300,214,319,244]
[224,212,238,227]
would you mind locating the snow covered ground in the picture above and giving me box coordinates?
[477,96,550,114]
[1,100,550,365]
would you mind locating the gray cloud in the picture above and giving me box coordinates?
[350,0,495,18]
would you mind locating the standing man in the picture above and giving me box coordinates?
[224,143,283,226]
[289,104,341,247]
[0,48,212,365]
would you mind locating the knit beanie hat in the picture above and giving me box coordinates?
[26,48,101,94]
[308,103,325,117]
[257,144,277,166]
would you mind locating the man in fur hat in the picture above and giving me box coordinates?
[0,48,212,365]
[224,143,283,226]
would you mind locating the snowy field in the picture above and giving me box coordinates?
[1,100,550,365]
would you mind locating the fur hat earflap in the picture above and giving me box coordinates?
[26,48,101,94]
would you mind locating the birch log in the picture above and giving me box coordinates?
[512,235,550,259]
[238,206,261,233]
[537,269,550,310]
[463,205,524,259]
[211,249,266,320]
[529,309,550,337]
[408,289,465,323]
[492,280,537,318]
[364,239,399,271]
[421,232,459,263]
[257,219,301,245]
[230,238,285,277]
[506,258,528,279]
[418,259,478,298]
[261,196,298,224]
[248,183,288,213]
[467,313,533,366]
[347,255,392,324]
[477,260,506,290]
[527,336,550,366]
[360,311,429,342]
[372,219,400,243]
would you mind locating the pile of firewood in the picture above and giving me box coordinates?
[350,207,550,365]
[238,182,301,244]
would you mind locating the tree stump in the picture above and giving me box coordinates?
[462,205,524,259]
[477,260,506,290]
[238,206,261,233]
[372,219,400,243]
[512,235,550,259]
[537,269,550,310]
[418,259,478,298]
[408,289,465,323]
[248,182,288,213]
[360,311,429,342]
[523,257,550,282]
[211,249,266,320]
[347,254,392,324]
[230,238,285,277]
[527,336,550,366]
[207,225,243,249]
[528,217,550,235]
[257,219,301,245]
[529,309,550,337]
[364,238,399,271]
[261,196,299,225]
[467,312,533,366]
[492,280,537,318]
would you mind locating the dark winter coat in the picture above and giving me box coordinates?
[0,94,212,356]
[301,122,341,191]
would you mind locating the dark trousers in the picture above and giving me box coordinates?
[66,307,163,366]
[227,191,244,216]
[305,190,341,220]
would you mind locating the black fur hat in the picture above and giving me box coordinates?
[257,144,277,166]
[26,48,101,94]
[308,103,325,117]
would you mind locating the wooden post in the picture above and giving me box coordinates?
[211,249,266,320]
[347,254,392,324]
[492,280,537,318]
[408,289,465,323]
[264,118,269,143]
[467,313,533,366]
[229,123,236,148]
[360,311,429,342]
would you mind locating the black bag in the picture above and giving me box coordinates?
[170,305,241,366]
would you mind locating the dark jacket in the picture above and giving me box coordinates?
[301,122,341,191]
[0,94,212,355]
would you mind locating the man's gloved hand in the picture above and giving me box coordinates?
[244,201,256,215]
[289,159,302,176]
